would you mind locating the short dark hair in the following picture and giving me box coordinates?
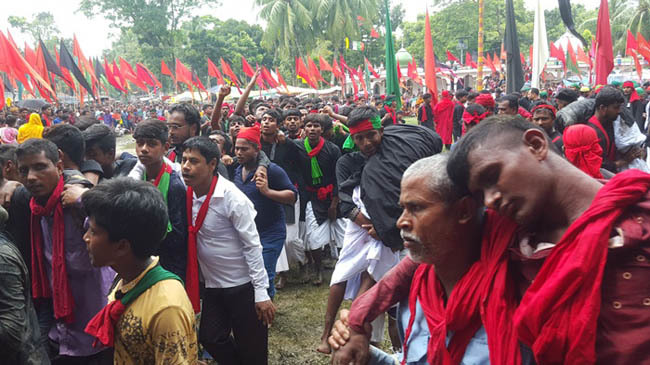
[43,124,85,167]
[228,114,246,126]
[83,124,116,154]
[530,88,540,96]
[182,136,221,173]
[422,93,432,100]
[498,94,519,109]
[339,106,353,117]
[464,103,487,116]
[82,178,168,260]
[304,114,332,131]
[16,138,60,165]
[5,115,17,127]
[262,109,283,124]
[75,116,99,131]
[202,104,212,111]
[447,115,547,195]
[0,145,17,174]
[595,86,625,109]
[455,90,469,100]
[555,88,579,104]
[467,92,479,102]
[41,104,51,112]
[283,108,302,119]
[170,103,201,133]
[209,130,232,153]
[134,119,169,143]
[348,106,378,127]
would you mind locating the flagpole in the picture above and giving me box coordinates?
[476,0,484,91]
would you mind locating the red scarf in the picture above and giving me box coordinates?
[30,176,75,323]
[307,137,325,158]
[514,169,650,364]
[185,175,219,313]
[420,103,431,122]
[168,150,177,163]
[384,105,396,124]
[402,211,521,365]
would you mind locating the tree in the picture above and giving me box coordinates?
[315,0,379,47]
[8,12,60,43]
[78,0,220,68]
[628,0,650,42]
[255,0,315,57]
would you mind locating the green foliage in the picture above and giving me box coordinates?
[8,12,60,44]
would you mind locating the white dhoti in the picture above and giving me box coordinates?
[276,197,306,273]
[305,201,347,252]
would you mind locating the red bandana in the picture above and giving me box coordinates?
[349,120,375,135]
[30,176,75,323]
[531,104,557,118]
[185,175,219,313]
[402,211,521,365]
[384,105,397,124]
[514,170,650,363]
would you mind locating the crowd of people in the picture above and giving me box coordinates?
[0,64,649,365]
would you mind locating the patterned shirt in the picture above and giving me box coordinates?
[109,258,198,365]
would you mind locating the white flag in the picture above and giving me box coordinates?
[532,0,549,88]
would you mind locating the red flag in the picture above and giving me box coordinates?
[630,49,643,82]
[175,58,194,92]
[576,45,590,65]
[365,58,380,79]
[357,66,368,98]
[636,33,650,64]
[595,0,613,85]
[529,45,533,66]
[120,57,148,92]
[339,55,351,75]
[500,41,507,61]
[104,58,126,93]
[276,67,288,91]
[191,71,207,92]
[0,31,53,96]
[220,58,240,87]
[567,42,578,66]
[136,63,155,87]
[626,30,638,56]
[161,60,174,79]
[370,28,380,39]
[25,43,53,102]
[141,64,161,88]
[424,9,438,104]
[0,76,4,110]
[348,69,358,100]
[73,35,98,86]
[485,53,497,73]
[296,57,317,89]
[465,51,473,67]
[207,57,224,85]
[308,58,327,84]
[520,52,526,66]
[492,52,502,70]
[407,57,422,85]
[241,56,255,77]
[261,66,278,88]
[319,56,333,72]
[254,64,266,90]
[112,60,126,92]
[331,57,342,79]
[446,50,459,63]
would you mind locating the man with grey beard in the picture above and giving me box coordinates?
[327,154,533,365]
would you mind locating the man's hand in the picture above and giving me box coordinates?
[245,114,257,125]
[330,310,372,365]
[255,300,276,326]
[255,170,270,195]
[361,224,379,240]
[218,84,231,98]
[328,309,350,350]
[323,105,334,116]
[328,201,338,221]
[254,165,268,181]
[0,180,22,208]
[221,155,234,166]
[61,185,89,208]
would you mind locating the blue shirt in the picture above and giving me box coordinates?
[234,162,297,233]
[52,117,63,124]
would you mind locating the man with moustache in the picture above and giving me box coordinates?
[447,115,650,363]
[329,154,530,365]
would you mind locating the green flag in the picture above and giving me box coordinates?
[383,0,401,110]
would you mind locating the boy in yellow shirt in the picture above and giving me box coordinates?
[82,178,198,364]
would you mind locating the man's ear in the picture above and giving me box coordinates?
[115,238,133,260]
[522,128,548,161]
[56,150,65,174]
[455,196,479,224]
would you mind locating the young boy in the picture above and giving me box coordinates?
[82,178,197,364]
[130,119,188,280]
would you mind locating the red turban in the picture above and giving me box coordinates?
[237,125,261,149]
[623,81,641,102]
[622,81,634,88]
[475,94,495,110]
[563,124,603,178]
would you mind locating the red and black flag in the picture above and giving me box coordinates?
[59,40,95,98]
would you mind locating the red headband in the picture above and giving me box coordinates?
[349,119,375,135]
[309,110,319,114]
[622,81,634,88]
[462,110,491,125]
[531,104,557,118]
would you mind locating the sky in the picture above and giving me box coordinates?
[1,0,602,57]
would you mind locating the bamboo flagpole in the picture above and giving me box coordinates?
[477,0,484,91]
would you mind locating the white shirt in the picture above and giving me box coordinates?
[192,174,270,302]
[128,156,182,181]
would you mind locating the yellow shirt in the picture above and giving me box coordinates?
[108,258,198,364]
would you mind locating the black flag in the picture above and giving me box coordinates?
[39,40,64,79]
[94,57,106,79]
[505,0,524,93]
[59,40,95,99]
[559,0,588,48]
